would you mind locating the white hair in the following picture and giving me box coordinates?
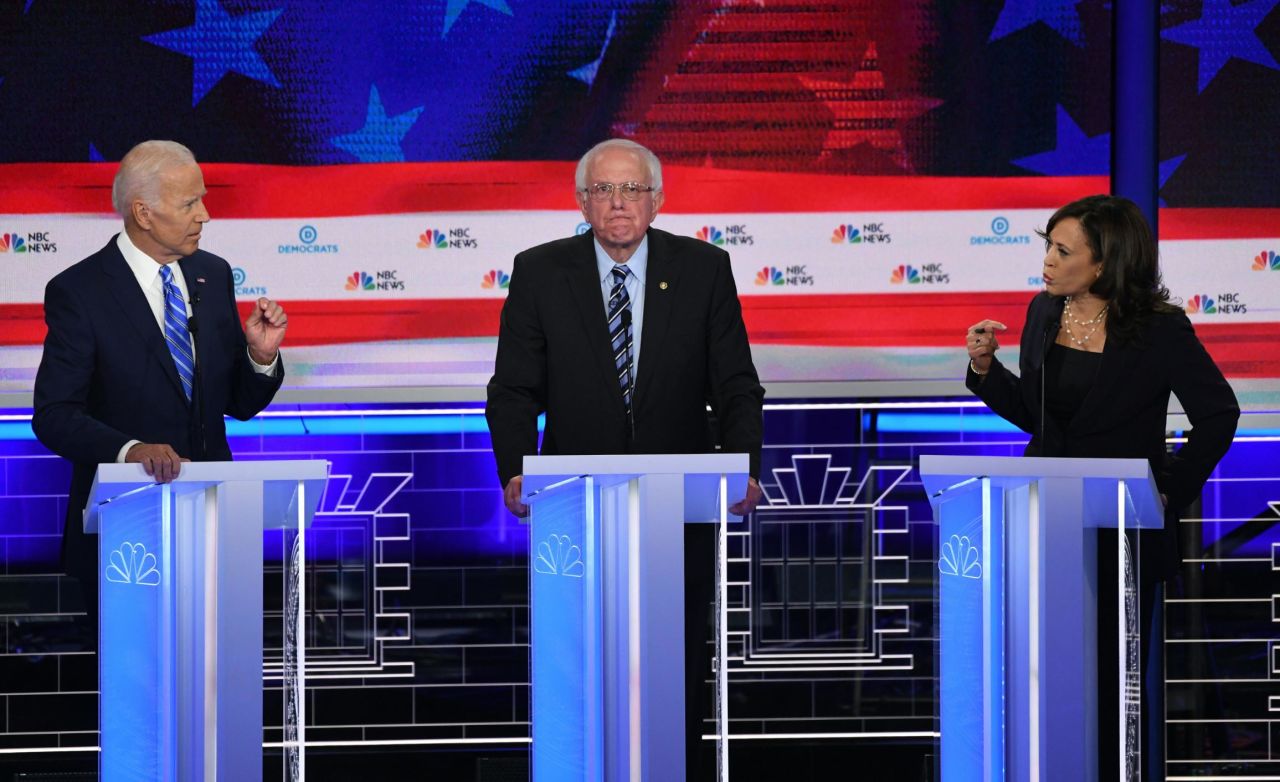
[575,139,663,192]
[111,140,198,217]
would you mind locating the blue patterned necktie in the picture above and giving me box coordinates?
[606,265,634,410]
[158,264,194,402]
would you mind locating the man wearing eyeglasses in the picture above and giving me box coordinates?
[486,138,764,778]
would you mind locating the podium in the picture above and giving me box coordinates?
[84,460,328,782]
[918,455,1165,782]
[522,453,749,782]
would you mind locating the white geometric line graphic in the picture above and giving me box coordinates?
[104,541,161,586]
[533,534,585,578]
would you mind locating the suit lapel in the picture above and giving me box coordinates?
[100,238,187,401]
[565,235,627,409]
[632,230,679,405]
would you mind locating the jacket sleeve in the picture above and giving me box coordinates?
[223,260,284,421]
[1160,312,1239,510]
[485,254,547,487]
[706,252,764,478]
[32,275,134,465]
[965,296,1040,435]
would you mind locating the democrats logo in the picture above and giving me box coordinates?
[280,224,339,254]
[1186,293,1246,315]
[575,222,592,235]
[971,215,1031,246]
[417,227,477,249]
[831,222,891,245]
[481,269,510,289]
[698,224,754,247]
[1253,250,1279,271]
[755,265,813,287]
[232,267,267,297]
[0,231,57,253]
[890,263,950,285]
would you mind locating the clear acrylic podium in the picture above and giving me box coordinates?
[522,453,749,782]
[84,459,328,782]
[919,455,1165,782]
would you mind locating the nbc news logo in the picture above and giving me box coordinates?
[1253,250,1278,271]
[481,270,510,289]
[831,222,891,245]
[418,228,478,249]
[0,231,57,253]
[697,225,753,247]
[891,264,949,284]
[1186,293,1246,315]
[755,265,813,287]
[346,270,406,292]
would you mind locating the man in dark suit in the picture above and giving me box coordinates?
[486,138,764,778]
[33,139,286,627]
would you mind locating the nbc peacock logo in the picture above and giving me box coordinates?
[696,226,724,246]
[0,233,26,253]
[755,266,784,286]
[345,271,375,291]
[1253,250,1279,271]
[1185,295,1216,315]
[417,229,447,249]
[890,264,921,284]
[481,270,510,289]
[831,224,862,244]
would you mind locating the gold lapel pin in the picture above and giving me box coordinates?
[659,281,669,290]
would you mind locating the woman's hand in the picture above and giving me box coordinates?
[966,320,1007,375]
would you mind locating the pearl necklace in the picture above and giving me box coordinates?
[1061,295,1107,348]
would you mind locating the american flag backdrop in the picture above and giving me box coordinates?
[0,0,1277,392]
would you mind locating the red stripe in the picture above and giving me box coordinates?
[1158,209,1280,240]
[0,162,1105,216]
[5,294,1277,377]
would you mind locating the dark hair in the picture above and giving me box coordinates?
[1036,194,1178,344]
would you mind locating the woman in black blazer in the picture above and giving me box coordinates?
[963,194,1239,779]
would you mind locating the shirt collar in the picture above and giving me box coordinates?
[116,229,174,289]
[594,235,649,286]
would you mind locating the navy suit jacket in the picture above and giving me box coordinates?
[485,228,764,486]
[33,236,283,547]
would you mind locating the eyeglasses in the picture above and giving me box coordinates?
[580,181,658,202]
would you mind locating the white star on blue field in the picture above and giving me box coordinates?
[988,0,1084,46]
[1162,0,1280,92]
[331,85,425,163]
[143,0,283,106]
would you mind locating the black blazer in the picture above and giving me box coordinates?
[967,291,1239,514]
[486,228,764,486]
[33,237,284,532]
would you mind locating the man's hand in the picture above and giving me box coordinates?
[504,475,529,517]
[125,442,189,483]
[244,297,287,365]
[729,477,764,517]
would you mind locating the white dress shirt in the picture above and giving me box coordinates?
[114,231,277,461]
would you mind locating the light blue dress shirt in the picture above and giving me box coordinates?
[594,236,647,382]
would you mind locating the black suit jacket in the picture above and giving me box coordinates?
[967,291,1239,514]
[486,228,764,486]
[33,236,284,541]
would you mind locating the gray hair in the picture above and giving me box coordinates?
[575,139,663,192]
[111,140,198,217]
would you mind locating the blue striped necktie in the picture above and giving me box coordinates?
[606,265,634,410]
[158,264,194,402]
